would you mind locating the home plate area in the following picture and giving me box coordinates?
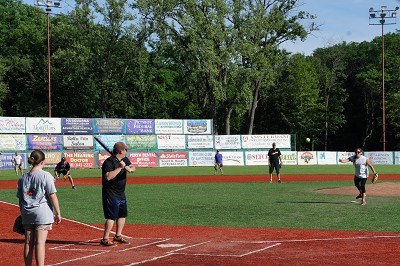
[47,237,280,265]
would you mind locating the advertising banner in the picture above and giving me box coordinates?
[61,118,94,134]
[64,152,95,168]
[126,119,155,134]
[337,152,354,165]
[281,151,298,165]
[0,152,27,170]
[188,151,214,166]
[159,152,188,167]
[0,135,26,151]
[129,152,158,167]
[220,151,244,166]
[214,135,241,150]
[26,117,61,134]
[155,119,183,134]
[241,134,291,149]
[63,135,94,150]
[157,135,186,149]
[94,135,125,151]
[297,151,317,165]
[317,151,337,165]
[97,152,111,168]
[244,151,269,165]
[126,135,157,150]
[0,117,25,133]
[94,118,125,134]
[43,152,63,168]
[395,152,400,165]
[27,135,62,150]
[365,152,393,165]
[183,119,212,134]
[187,135,214,149]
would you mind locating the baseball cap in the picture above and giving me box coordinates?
[272,142,276,146]
[113,142,129,153]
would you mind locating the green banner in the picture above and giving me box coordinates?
[126,135,157,150]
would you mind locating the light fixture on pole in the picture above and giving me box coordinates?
[368,6,398,151]
[35,0,62,118]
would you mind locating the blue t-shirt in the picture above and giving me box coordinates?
[215,153,223,164]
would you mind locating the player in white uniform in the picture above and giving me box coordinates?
[12,152,23,176]
[339,148,377,205]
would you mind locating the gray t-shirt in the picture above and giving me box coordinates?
[17,170,57,225]
[348,155,369,179]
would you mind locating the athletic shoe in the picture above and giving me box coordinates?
[361,200,366,206]
[270,180,273,184]
[100,239,116,246]
[72,186,76,189]
[113,236,130,244]
[356,194,362,199]
[278,180,281,183]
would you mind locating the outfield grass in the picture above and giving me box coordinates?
[1,165,399,232]
[1,164,399,180]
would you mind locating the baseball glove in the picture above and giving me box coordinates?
[372,173,378,184]
[219,163,223,168]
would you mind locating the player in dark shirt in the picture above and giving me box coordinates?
[54,157,76,189]
[268,142,283,183]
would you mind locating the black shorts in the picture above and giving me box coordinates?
[57,170,68,175]
[102,196,128,220]
[269,162,280,174]
[354,176,367,193]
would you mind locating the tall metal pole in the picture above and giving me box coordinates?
[47,12,51,117]
[381,23,385,151]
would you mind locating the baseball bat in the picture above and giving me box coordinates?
[94,136,113,155]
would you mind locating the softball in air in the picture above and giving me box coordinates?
[306,138,310,143]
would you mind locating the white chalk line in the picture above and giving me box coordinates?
[47,251,111,266]
[117,238,171,252]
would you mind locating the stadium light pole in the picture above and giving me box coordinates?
[35,0,62,118]
[369,6,398,151]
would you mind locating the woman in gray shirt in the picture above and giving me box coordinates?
[17,150,61,266]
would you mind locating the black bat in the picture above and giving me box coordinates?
[94,136,112,155]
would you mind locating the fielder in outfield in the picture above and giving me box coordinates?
[100,142,136,246]
[339,148,378,206]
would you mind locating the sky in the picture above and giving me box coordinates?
[281,0,400,55]
[26,0,400,55]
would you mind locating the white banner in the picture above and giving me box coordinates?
[183,119,212,134]
[214,135,241,149]
[241,134,291,149]
[245,151,269,165]
[188,151,214,166]
[155,119,183,134]
[26,117,61,134]
[157,135,186,149]
[317,151,337,165]
[365,152,393,165]
[220,151,244,166]
[338,151,355,165]
[63,135,94,150]
[187,135,214,149]
[159,152,188,167]
[0,135,26,150]
[297,151,317,165]
[0,117,25,133]
[281,151,297,165]
[395,152,400,165]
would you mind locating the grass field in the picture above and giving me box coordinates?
[1,165,399,232]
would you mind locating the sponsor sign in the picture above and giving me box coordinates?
[126,119,155,134]
[94,118,125,134]
[244,151,269,166]
[157,135,186,149]
[159,152,188,167]
[155,119,183,134]
[129,152,158,167]
[97,152,111,168]
[126,135,157,150]
[183,119,212,134]
[365,152,393,165]
[64,152,95,168]
[94,135,125,151]
[214,135,241,150]
[0,153,27,170]
[395,152,400,165]
[27,135,62,150]
[297,151,317,165]
[188,151,214,166]
[61,118,94,134]
[63,135,94,150]
[317,151,337,165]
[0,135,26,151]
[241,134,291,149]
[187,135,214,149]
[42,152,62,168]
[337,152,354,165]
[221,151,244,166]
[26,117,61,134]
[281,151,297,165]
[0,117,25,133]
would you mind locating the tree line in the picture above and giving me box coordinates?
[1,0,399,151]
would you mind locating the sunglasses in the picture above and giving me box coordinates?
[356,151,362,154]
